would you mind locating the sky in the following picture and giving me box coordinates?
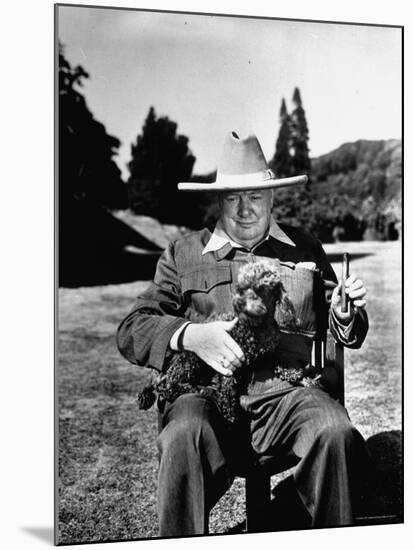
[57,5,402,179]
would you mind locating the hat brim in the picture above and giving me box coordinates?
[178,174,308,192]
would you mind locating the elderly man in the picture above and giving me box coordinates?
[117,132,369,537]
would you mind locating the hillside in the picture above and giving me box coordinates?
[272,139,401,242]
[311,139,401,202]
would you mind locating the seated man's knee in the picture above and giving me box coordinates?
[157,394,218,453]
[316,417,361,451]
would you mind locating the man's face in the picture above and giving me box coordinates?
[219,189,273,250]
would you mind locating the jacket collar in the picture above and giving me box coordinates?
[202,218,296,256]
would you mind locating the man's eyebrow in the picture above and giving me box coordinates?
[224,191,265,199]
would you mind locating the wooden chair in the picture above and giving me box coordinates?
[242,331,344,532]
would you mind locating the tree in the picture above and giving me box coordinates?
[58,43,127,209]
[270,90,311,233]
[269,98,292,178]
[127,107,201,227]
[290,87,311,175]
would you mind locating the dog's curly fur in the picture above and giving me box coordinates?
[137,260,298,424]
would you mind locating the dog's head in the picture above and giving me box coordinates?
[232,260,297,328]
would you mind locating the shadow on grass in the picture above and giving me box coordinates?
[59,198,162,288]
[61,247,161,288]
[357,429,403,521]
[224,429,402,534]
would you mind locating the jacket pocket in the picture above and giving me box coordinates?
[181,266,232,293]
[181,266,233,318]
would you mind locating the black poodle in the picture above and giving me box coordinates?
[137,259,299,424]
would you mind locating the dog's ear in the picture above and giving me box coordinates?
[232,292,245,315]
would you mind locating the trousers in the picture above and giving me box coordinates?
[156,387,368,536]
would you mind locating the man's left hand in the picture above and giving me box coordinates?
[331,273,367,324]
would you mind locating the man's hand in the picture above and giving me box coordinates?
[182,318,245,376]
[331,272,367,323]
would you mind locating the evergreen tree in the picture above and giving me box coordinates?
[269,98,292,178]
[127,107,200,227]
[290,87,311,174]
[58,43,126,209]
[270,92,311,228]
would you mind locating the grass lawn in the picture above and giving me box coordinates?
[57,240,402,544]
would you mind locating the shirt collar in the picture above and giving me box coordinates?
[268,219,296,247]
[202,218,296,255]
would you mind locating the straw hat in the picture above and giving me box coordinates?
[178,131,308,192]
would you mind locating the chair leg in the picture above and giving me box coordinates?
[245,470,271,532]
